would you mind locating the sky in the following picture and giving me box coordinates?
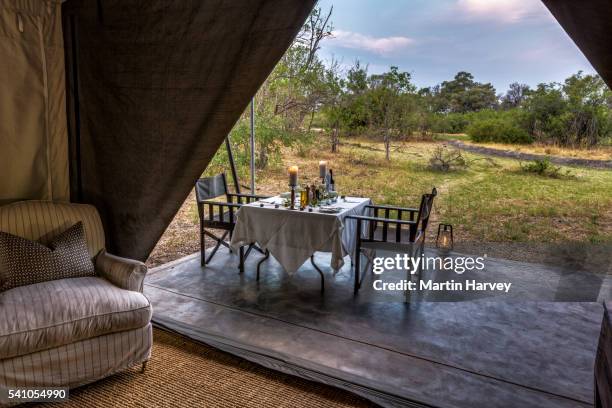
[316,0,598,94]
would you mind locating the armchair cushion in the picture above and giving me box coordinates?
[96,249,147,292]
[0,201,105,260]
[0,222,95,292]
[0,276,151,360]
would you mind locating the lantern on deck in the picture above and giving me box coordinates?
[436,224,454,250]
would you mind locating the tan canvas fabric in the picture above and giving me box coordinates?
[0,0,69,204]
[0,200,105,258]
[0,276,151,360]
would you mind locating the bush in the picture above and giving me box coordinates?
[520,158,573,178]
[428,145,467,171]
[468,119,532,144]
[430,113,470,134]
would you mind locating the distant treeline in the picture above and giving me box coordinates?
[211,7,611,173]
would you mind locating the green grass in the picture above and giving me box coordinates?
[258,137,612,244]
[433,133,470,142]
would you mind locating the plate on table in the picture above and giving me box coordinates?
[319,206,341,214]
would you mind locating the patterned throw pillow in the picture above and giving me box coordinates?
[0,222,95,292]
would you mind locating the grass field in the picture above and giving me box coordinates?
[148,136,612,266]
[258,137,612,244]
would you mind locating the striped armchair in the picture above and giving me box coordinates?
[0,201,152,404]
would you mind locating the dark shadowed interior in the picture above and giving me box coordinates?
[62,0,316,261]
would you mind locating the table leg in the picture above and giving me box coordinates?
[310,255,325,294]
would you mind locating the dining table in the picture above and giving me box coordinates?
[229,195,371,291]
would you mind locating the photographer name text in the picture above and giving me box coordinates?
[373,279,512,293]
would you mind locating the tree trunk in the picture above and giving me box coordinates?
[331,126,339,153]
[308,107,316,131]
[384,132,390,161]
[258,146,268,169]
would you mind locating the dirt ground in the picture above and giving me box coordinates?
[146,190,201,268]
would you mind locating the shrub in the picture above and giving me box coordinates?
[428,145,467,171]
[520,158,573,178]
[430,112,470,134]
[468,119,533,144]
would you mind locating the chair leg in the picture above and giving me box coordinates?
[205,238,223,264]
[239,246,245,273]
[354,250,361,295]
[200,230,206,267]
[141,361,147,373]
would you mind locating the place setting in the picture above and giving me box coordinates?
[252,161,354,214]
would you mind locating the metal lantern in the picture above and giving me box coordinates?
[436,224,454,250]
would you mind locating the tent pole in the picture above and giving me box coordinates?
[250,97,256,193]
[225,137,240,194]
[69,14,83,202]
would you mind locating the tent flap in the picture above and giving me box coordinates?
[0,0,69,204]
[62,0,315,261]
[541,0,612,88]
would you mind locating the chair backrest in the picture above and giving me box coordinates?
[195,173,229,202]
[414,187,437,238]
[0,200,105,259]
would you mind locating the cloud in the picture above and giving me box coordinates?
[455,0,549,24]
[331,30,415,56]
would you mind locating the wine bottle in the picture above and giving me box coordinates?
[328,169,335,192]
[310,184,318,205]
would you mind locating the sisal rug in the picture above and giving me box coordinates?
[38,329,373,407]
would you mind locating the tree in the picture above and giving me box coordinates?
[561,72,611,146]
[295,6,334,72]
[508,72,610,146]
[346,61,369,95]
[335,61,370,133]
[501,82,530,109]
[320,59,345,153]
[228,5,334,169]
[367,66,416,160]
[437,71,498,113]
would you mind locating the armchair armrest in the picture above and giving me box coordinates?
[96,249,147,292]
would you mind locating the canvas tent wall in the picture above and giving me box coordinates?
[0,0,69,204]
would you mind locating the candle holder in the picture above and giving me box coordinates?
[289,184,297,210]
[436,224,454,250]
[319,161,327,184]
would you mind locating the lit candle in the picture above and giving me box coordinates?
[288,166,298,186]
[441,233,450,248]
[319,161,327,178]
[439,230,453,249]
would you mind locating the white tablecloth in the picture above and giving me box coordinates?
[230,196,371,274]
